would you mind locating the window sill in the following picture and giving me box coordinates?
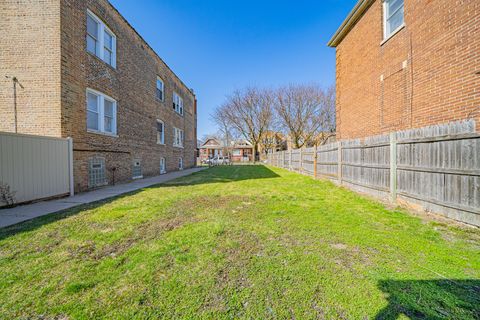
[381,24,405,46]
[87,51,117,71]
[87,129,118,138]
[157,142,166,146]
[132,175,143,180]
[173,145,184,149]
[173,110,184,117]
[155,97,164,103]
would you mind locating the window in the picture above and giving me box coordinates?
[160,158,166,174]
[156,77,164,101]
[86,10,116,68]
[156,120,165,144]
[173,127,184,147]
[173,92,184,115]
[132,160,142,179]
[88,157,107,188]
[86,89,117,135]
[383,0,404,39]
[178,158,183,170]
[232,149,241,156]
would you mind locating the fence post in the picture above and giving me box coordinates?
[390,132,397,203]
[67,137,74,197]
[300,147,303,174]
[313,145,318,179]
[289,149,293,171]
[337,141,343,185]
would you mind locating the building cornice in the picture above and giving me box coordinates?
[327,0,375,48]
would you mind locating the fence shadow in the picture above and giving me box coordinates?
[375,279,480,319]
[0,165,279,239]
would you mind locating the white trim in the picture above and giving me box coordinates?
[156,77,165,101]
[173,92,184,116]
[86,88,117,135]
[178,157,184,170]
[173,127,184,148]
[160,157,166,174]
[380,23,405,46]
[67,137,74,197]
[382,0,405,41]
[86,9,117,68]
[156,119,165,144]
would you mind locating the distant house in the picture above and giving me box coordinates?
[199,138,254,162]
[328,0,479,140]
[199,138,224,161]
[259,131,287,157]
[231,140,254,162]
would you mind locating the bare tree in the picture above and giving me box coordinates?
[212,87,274,161]
[274,84,336,149]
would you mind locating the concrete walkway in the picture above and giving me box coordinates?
[0,167,206,228]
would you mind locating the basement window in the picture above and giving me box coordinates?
[156,120,165,144]
[383,0,404,40]
[86,9,117,68]
[179,157,183,170]
[88,157,107,188]
[160,158,166,174]
[132,160,143,179]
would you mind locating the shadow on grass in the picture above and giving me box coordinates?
[375,279,480,319]
[161,165,280,187]
[0,165,279,240]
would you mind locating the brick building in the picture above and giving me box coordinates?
[328,0,479,140]
[199,138,254,163]
[0,0,197,191]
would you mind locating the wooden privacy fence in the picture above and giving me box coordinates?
[267,120,480,226]
[0,132,74,206]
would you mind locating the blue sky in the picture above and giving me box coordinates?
[109,0,357,138]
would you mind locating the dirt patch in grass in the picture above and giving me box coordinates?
[202,230,263,313]
[68,215,196,261]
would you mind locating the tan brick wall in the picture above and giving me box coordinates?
[335,0,480,140]
[1,0,197,192]
[60,0,197,191]
[0,0,62,136]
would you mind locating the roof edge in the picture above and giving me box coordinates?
[327,0,375,48]
[106,1,195,97]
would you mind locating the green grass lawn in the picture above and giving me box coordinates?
[0,165,479,319]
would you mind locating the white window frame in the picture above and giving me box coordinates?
[160,157,166,174]
[383,0,405,41]
[156,119,165,144]
[178,157,183,170]
[86,9,117,68]
[173,92,184,116]
[86,88,117,136]
[173,127,184,148]
[156,77,164,101]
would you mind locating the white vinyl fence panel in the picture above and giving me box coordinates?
[0,132,73,206]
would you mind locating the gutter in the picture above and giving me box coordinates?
[327,0,375,47]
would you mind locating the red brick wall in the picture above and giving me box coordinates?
[335,0,480,140]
